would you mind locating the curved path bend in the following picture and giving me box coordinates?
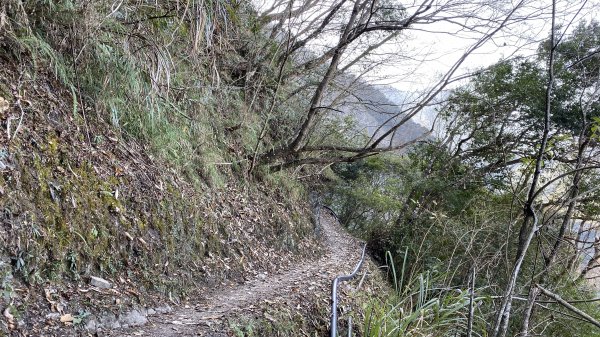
[109,209,364,336]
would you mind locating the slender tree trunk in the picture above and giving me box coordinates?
[520,286,541,337]
[579,236,600,280]
[520,170,586,335]
[288,0,365,153]
[537,285,600,328]
[519,46,591,335]
[491,2,556,336]
[565,220,587,273]
[466,267,476,337]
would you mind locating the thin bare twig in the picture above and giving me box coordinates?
[537,284,600,329]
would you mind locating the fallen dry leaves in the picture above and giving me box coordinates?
[3,307,15,330]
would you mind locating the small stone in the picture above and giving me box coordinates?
[90,276,111,289]
[0,97,9,115]
[119,309,147,327]
[98,312,120,329]
[155,305,172,314]
[85,318,97,331]
[60,314,74,323]
[45,312,61,320]
[146,308,156,315]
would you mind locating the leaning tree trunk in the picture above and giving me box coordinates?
[520,134,590,337]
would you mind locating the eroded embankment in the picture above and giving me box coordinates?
[0,62,321,336]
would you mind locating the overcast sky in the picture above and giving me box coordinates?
[373,0,600,91]
[253,0,600,127]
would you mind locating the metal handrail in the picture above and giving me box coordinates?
[321,204,367,337]
[331,243,367,337]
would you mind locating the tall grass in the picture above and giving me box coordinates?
[362,251,486,337]
[1,0,279,185]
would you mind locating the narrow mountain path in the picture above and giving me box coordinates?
[109,208,364,336]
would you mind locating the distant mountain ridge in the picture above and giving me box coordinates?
[379,86,438,130]
[326,74,429,148]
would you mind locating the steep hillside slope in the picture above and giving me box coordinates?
[0,60,321,334]
[0,1,405,335]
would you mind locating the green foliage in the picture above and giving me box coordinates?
[0,0,323,308]
[327,146,508,282]
[231,319,257,337]
[0,0,292,187]
[1,1,598,336]
[326,20,600,337]
[362,252,485,337]
[262,170,306,201]
[442,20,600,166]
[329,146,600,336]
[329,155,405,230]
[0,262,14,302]
[592,117,600,140]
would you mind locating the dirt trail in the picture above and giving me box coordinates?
[109,208,364,336]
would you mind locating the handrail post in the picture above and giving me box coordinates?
[331,278,339,337]
[348,316,352,337]
[330,242,367,337]
[319,204,367,337]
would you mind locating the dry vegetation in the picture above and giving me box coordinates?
[0,1,326,334]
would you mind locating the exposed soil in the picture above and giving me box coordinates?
[0,61,325,337]
[106,209,365,336]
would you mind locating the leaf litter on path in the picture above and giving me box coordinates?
[109,210,365,336]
